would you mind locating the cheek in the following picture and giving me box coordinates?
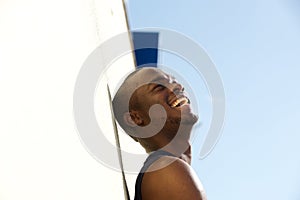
[140,102,166,125]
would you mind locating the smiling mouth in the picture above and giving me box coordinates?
[170,96,190,108]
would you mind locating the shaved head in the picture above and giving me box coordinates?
[112,68,142,135]
[112,67,198,147]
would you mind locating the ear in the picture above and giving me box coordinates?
[123,111,143,127]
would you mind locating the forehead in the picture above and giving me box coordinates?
[122,68,176,97]
[131,68,172,84]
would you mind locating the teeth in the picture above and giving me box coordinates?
[171,97,188,108]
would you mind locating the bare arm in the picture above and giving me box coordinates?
[141,156,206,200]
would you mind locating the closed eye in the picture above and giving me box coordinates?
[152,84,165,92]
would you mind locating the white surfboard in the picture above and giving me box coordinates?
[0,0,141,199]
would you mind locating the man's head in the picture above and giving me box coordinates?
[112,67,198,150]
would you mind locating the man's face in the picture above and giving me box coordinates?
[128,68,198,131]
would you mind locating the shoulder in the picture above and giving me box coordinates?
[141,156,206,200]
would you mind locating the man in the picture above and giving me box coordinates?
[113,67,207,200]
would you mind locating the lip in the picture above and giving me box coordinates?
[168,94,190,108]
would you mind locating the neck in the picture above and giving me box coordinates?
[162,140,192,164]
[143,124,194,164]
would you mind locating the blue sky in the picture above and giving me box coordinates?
[126,0,300,199]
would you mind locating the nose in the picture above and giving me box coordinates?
[169,81,184,93]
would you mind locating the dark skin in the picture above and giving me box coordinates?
[121,68,206,200]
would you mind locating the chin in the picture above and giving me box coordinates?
[167,112,198,127]
[181,113,199,125]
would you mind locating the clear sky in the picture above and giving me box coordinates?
[126,0,300,199]
[0,0,299,199]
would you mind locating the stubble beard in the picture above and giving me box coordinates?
[163,114,198,140]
